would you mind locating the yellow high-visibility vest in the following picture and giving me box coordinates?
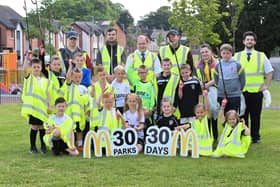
[100,45,124,74]
[193,116,213,156]
[43,114,75,149]
[21,74,52,122]
[213,122,251,158]
[235,50,265,93]
[159,45,190,75]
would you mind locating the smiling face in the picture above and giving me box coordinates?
[50,58,61,73]
[180,67,191,81]
[106,30,117,44]
[137,36,148,52]
[103,94,114,110]
[243,35,256,50]
[161,60,172,74]
[168,34,180,47]
[200,47,212,61]
[31,62,42,77]
[72,71,82,85]
[55,102,67,116]
[127,94,138,110]
[195,106,206,120]
[161,101,172,116]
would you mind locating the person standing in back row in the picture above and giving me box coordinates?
[96,28,126,83]
[234,31,273,144]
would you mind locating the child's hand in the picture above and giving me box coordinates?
[91,80,95,88]
[116,110,122,120]
[202,90,208,97]
[179,81,184,90]
[221,98,227,108]
[47,107,52,114]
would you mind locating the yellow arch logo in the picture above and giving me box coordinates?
[83,130,112,158]
[170,129,199,158]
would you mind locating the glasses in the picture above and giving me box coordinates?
[69,38,77,40]
[139,71,147,74]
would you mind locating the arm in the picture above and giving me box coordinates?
[240,118,250,136]
[23,51,32,77]
[186,50,194,73]
[66,63,72,84]
[178,81,184,99]
[96,49,102,65]
[260,72,273,91]
[237,63,246,90]
[121,50,127,65]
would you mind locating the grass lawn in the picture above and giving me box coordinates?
[0,104,280,186]
[269,80,280,106]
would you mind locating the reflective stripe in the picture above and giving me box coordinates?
[246,72,264,76]
[257,52,261,72]
[181,47,187,64]
[102,61,110,66]
[231,125,242,146]
[70,112,81,118]
[26,93,48,105]
[245,83,262,87]
[162,47,166,58]
[217,125,228,148]
[200,146,212,151]
[22,104,48,119]
[170,74,178,102]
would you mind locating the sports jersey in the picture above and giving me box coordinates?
[112,80,130,108]
[123,110,145,139]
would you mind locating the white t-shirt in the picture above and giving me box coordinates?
[112,80,130,107]
[123,110,144,139]
[78,85,88,96]
[49,114,68,127]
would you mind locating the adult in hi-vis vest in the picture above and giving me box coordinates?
[57,30,92,74]
[125,35,161,87]
[234,31,273,144]
[159,29,194,76]
[96,28,126,83]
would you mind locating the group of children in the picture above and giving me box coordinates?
[21,43,251,158]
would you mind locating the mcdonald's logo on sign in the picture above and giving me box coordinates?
[171,129,200,158]
[83,130,112,158]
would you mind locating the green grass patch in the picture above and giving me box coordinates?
[0,104,280,186]
[269,80,280,106]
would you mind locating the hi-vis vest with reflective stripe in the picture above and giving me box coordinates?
[235,50,265,93]
[48,71,64,114]
[21,75,52,122]
[90,108,119,131]
[127,51,156,86]
[155,73,179,104]
[61,82,81,123]
[213,122,251,158]
[159,45,190,75]
[101,45,124,74]
[43,114,75,148]
[89,82,115,122]
[193,116,213,156]
[57,50,87,74]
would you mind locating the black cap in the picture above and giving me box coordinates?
[166,29,180,37]
[66,31,79,39]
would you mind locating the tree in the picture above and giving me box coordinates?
[137,6,172,30]
[118,9,134,32]
[235,0,280,57]
[213,0,244,50]
[169,0,222,45]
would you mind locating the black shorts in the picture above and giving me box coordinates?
[137,138,144,145]
[29,115,43,126]
[51,139,69,156]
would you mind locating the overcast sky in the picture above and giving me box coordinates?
[1,0,171,22]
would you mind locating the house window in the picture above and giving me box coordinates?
[10,30,14,38]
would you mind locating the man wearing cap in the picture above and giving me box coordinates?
[125,35,161,87]
[96,28,126,83]
[159,29,194,76]
[234,31,273,144]
[57,30,92,74]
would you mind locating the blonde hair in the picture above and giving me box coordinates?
[114,65,125,74]
[225,110,240,123]
[194,103,206,113]
[124,93,143,121]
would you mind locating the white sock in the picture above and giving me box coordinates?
[78,140,83,146]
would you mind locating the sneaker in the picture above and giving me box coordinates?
[41,144,47,154]
[77,145,84,151]
[30,146,38,154]
[252,139,261,144]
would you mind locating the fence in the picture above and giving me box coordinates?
[0,52,23,104]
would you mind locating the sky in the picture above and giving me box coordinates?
[0,0,171,22]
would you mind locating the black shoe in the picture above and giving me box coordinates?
[30,146,38,154]
[252,139,261,144]
[41,144,47,154]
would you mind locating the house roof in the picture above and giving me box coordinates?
[73,21,103,36]
[0,5,24,29]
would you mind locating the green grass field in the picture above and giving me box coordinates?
[0,104,280,186]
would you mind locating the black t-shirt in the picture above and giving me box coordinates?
[174,77,202,118]
[156,114,179,131]
[156,72,171,113]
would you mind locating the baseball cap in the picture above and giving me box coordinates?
[66,31,79,39]
[166,29,180,37]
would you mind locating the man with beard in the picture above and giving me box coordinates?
[235,31,273,144]
[96,28,126,83]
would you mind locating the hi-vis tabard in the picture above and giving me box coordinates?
[235,50,265,93]
[100,45,124,74]
[159,45,190,75]
[48,71,64,114]
[193,116,213,156]
[61,82,82,123]
[21,74,52,122]
[127,51,157,86]
[43,114,75,149]
[213,122,251,158]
